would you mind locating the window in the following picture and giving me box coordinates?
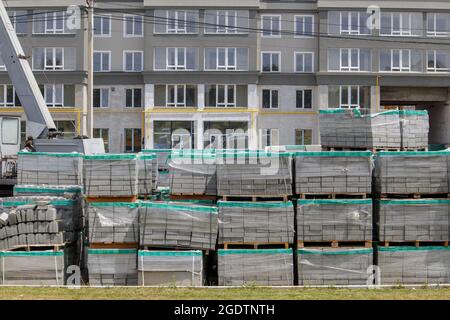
[41,84,64,107]
[93,88,109,108]
[124,51,143,72]
[167,10,187,33]
[204,10,249,34]
[205,48,248,71]
[262,89,278,109]
[328,48,371,72]
[154,10,198,34]
[205,85,236,107]
[262,15,281,37]
[93,51,111,72]
[427,50,450,72]
[340,11,370,35]
[260,129,279,148]
[45,48,63,70]
[33,47,75,71]
[295,15,314,37]
[124,128,142,153]
[328,85,370,109]
[154,48,197,70]
[0,85,21,107]
[380,12,423,36]
[295,52,314,73]
[9,11,27,34]
[166,85,196,107]
[93,128,109,152]
[2,118,19,145]
[94,15,111,37]
[261,52,280,72]
[296,90,312,109]
[427,13,450,37]
[295,129,312,145]
[125,88,142,108]
[380,49,422,72]
[124,14,143,37]
[33,10,74,34]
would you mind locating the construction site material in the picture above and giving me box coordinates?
[218,201,294,244]
[143,149,171,171]
[169,150,217,196]
[319,109,402,149]
[84,154,138,197]
[158,171,171,188]
[374,151,450,195]
[218,249,294,286]
[88,248,138,286]
[378,246,450,285]
[137,153,157,197]
[377,199,450,241]
[13,185,83,199]
[139,202,218,250]
[217,151,292,197]
[297,248,373,286]
[0,250,67,286]
[297,200,372,242]
[88,202,139,244]
[400,110,429,150]
[138,250,204,286]
[17,152,83,186]
[294,152,372,195]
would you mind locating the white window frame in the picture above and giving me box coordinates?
[262,89,279,109]
[9,11,27,35]
[123,51,144,72]
[94,14,111,37]
[44,84,64,107]
[391,49,411,72]
[427,13,450,37]
[166,48,186,70]
[295,15,314,37]
[381,12,414,37]
[125,88,142,108]
[340,11,367,35]
[208,85,236,108]
[44,48,64,70]
[260,128,279,148]
[44,11,65,34]
[123,14,144,37]
[261,51,281,72]
[93,87,110,108]
[296,89,313,109]
[294,52,314,73]
[427,50,450,73]
[93,51,111,72]
[340,48,360,71]
[261,15,281,38]
[0,85,18,107]
[339,85,360,109]
[215,11,238,34]
[166,84,190,107]
[167,10,187,33]
[205,48,237,71]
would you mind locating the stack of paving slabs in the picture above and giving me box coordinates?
[294,151,372,195]
[88,202,139,244]
[377,246,450,285]
[400,110,429,150]
[169,149,217,196]
[319,109,401,149]
[374,151,450,195]
[138,250,204,286]
[17,152,83,186]
[217,151,292,197]
[0,249,73,285]
[87,248,138,286]
[0,198,81,250]
[139,202,218,250]
[84,154,138,198]
[13,185,83,199]
[217,249,294,286]
[218,201,295,244]
[297,200,372,242]
[137,153,157,197]
[377,199,450,241]
[297,248,373,286]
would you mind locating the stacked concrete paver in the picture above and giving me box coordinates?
[137,153,157,197]
[400,110,429,149]
[88,249,138,286]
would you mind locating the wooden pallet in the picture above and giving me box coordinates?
[89,242,139,249]
[86,195,138,203]
[220,195,290,202]
[5,243,67,252]
[378,240,449,247]
[322,147,369,152]
[380,193,450,199]
[401,147,428,152]
[220,242,291,250]
[169,194,218,201]
[298,193,369,200]
[297,240,373,248]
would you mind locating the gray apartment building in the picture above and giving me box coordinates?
[1,0,450,152]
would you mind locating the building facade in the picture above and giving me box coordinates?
[2,0,450,152]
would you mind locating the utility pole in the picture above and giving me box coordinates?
[84,0,94,138]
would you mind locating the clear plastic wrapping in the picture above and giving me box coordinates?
[13,185,83,198]
[400,110,429,149]
[297,200,373,241]
[218,249,294,286]
[137,153,158,196]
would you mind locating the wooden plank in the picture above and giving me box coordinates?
[89,242,139,249]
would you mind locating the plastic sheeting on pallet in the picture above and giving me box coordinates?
[294,152,372,195]
[138,250,204,286]
[88,202,139,244]
[374,151,450,194]
[218,249,294,286]
[17,152,83,186]
[218,201,295,244]
[139,202,218,250]
[169,150,217,196]
[377,246,450,285]
[298,248,373,286]
[13,185,83,199]
[142,149,171,171]
[377,199,450,241]
[83,154,138,197]
[217,151,292,196]
[400,110,429,149]
[137,153,158,196]
[297,200,373,242]
[319,109,402,149]
[87,248,138,286]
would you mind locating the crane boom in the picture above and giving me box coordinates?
[0,1,57,139]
